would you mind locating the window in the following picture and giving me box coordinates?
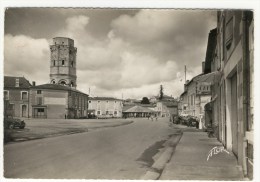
[62,60,65,65]
[106,111,109,115]
[15,78,19,87]
[4,90,9,100]
[21,91,28,100]
[37,90,42,94]
[53,60,56,66]
[97,111,101,115]
[225,17,233,50]
[37,97,43,105]
[114,111,117,115]
[71,61,74,67]
[89,101,91,103]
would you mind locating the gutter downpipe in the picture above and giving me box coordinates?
[242,10,250,177]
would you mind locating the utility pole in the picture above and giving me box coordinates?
[185,65,187,83]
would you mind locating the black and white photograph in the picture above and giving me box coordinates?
[1,1,258,181]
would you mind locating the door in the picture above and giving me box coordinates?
[231,74,238,157]
[22,105,27,117]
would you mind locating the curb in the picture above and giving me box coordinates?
[141,132,183,180]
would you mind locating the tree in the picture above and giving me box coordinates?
[141,97,150,104]
[159,85,164,100]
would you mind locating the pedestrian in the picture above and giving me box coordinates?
[151,115,153,121]
[148,115,150,120]
[65,114,67,119]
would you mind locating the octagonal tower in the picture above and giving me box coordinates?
[49,37,77,88]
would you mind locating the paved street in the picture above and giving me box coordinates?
[4,118,178,179]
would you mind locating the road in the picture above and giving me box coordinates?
[4,118,179,179]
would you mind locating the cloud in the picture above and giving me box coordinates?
[4,10,217,99]
[4,34,49,84]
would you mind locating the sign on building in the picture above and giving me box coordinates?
[196,82,211,95]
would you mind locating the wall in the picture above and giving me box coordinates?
[4,89,29,118]
[89,99,123,117]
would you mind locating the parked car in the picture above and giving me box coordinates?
[4,117,26,129]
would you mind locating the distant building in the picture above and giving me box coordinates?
[4,76,31,118]
[123,105,156,118]
[29,84,88,119]
[179,73,214,118]
[155,100,178,118]
[88,97,123,118]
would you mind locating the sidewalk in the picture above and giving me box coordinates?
[159,127,244,180]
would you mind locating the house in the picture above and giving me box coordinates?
[29,84,88,119]
[88,97,123,118]
[209,10,254,179]
[4,76,32,118]
[179,73,214,119]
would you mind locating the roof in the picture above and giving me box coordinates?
[123,105,156,113]
[122,105,135,112]
[4,76,31,89]
[153,95,175,100]
[180,91,187,97]
[89,97,122,101]
[194,71,221,83]
[31,84,88,95]
[161,101,178,108]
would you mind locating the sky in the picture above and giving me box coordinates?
[4,8,217,99]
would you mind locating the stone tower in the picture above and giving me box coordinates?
[49,37,77,88]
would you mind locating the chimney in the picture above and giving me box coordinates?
[15,78,19,87]
[202,62,205,73]
[32,81,36,86]
[184,80,189,91]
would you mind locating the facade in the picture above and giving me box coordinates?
[88,97,123,118]
[29,84,88,119]
[4,76,31,118]
[151,95,179,118]
[179,73,213,119]
[209,10,254,179]
[50,37,77,88]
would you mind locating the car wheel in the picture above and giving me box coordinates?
[19,126,25,129]
[9,124,14,129]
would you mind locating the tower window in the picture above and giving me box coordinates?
[53,60,55,66]
[62,60,65,66]
[71,61,74,67]
[60,81,66,85]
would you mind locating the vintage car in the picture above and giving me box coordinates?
[4,117,26,129]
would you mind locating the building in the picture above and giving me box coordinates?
[179,73,214,119]
[123,105,156,118]
[150,95,179,118]
[28,37,88,119]
[209,10,254,179]
[29,84,88,119]
[50,37,77,88]
[88,97,123,118]
[4,76,31,118]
